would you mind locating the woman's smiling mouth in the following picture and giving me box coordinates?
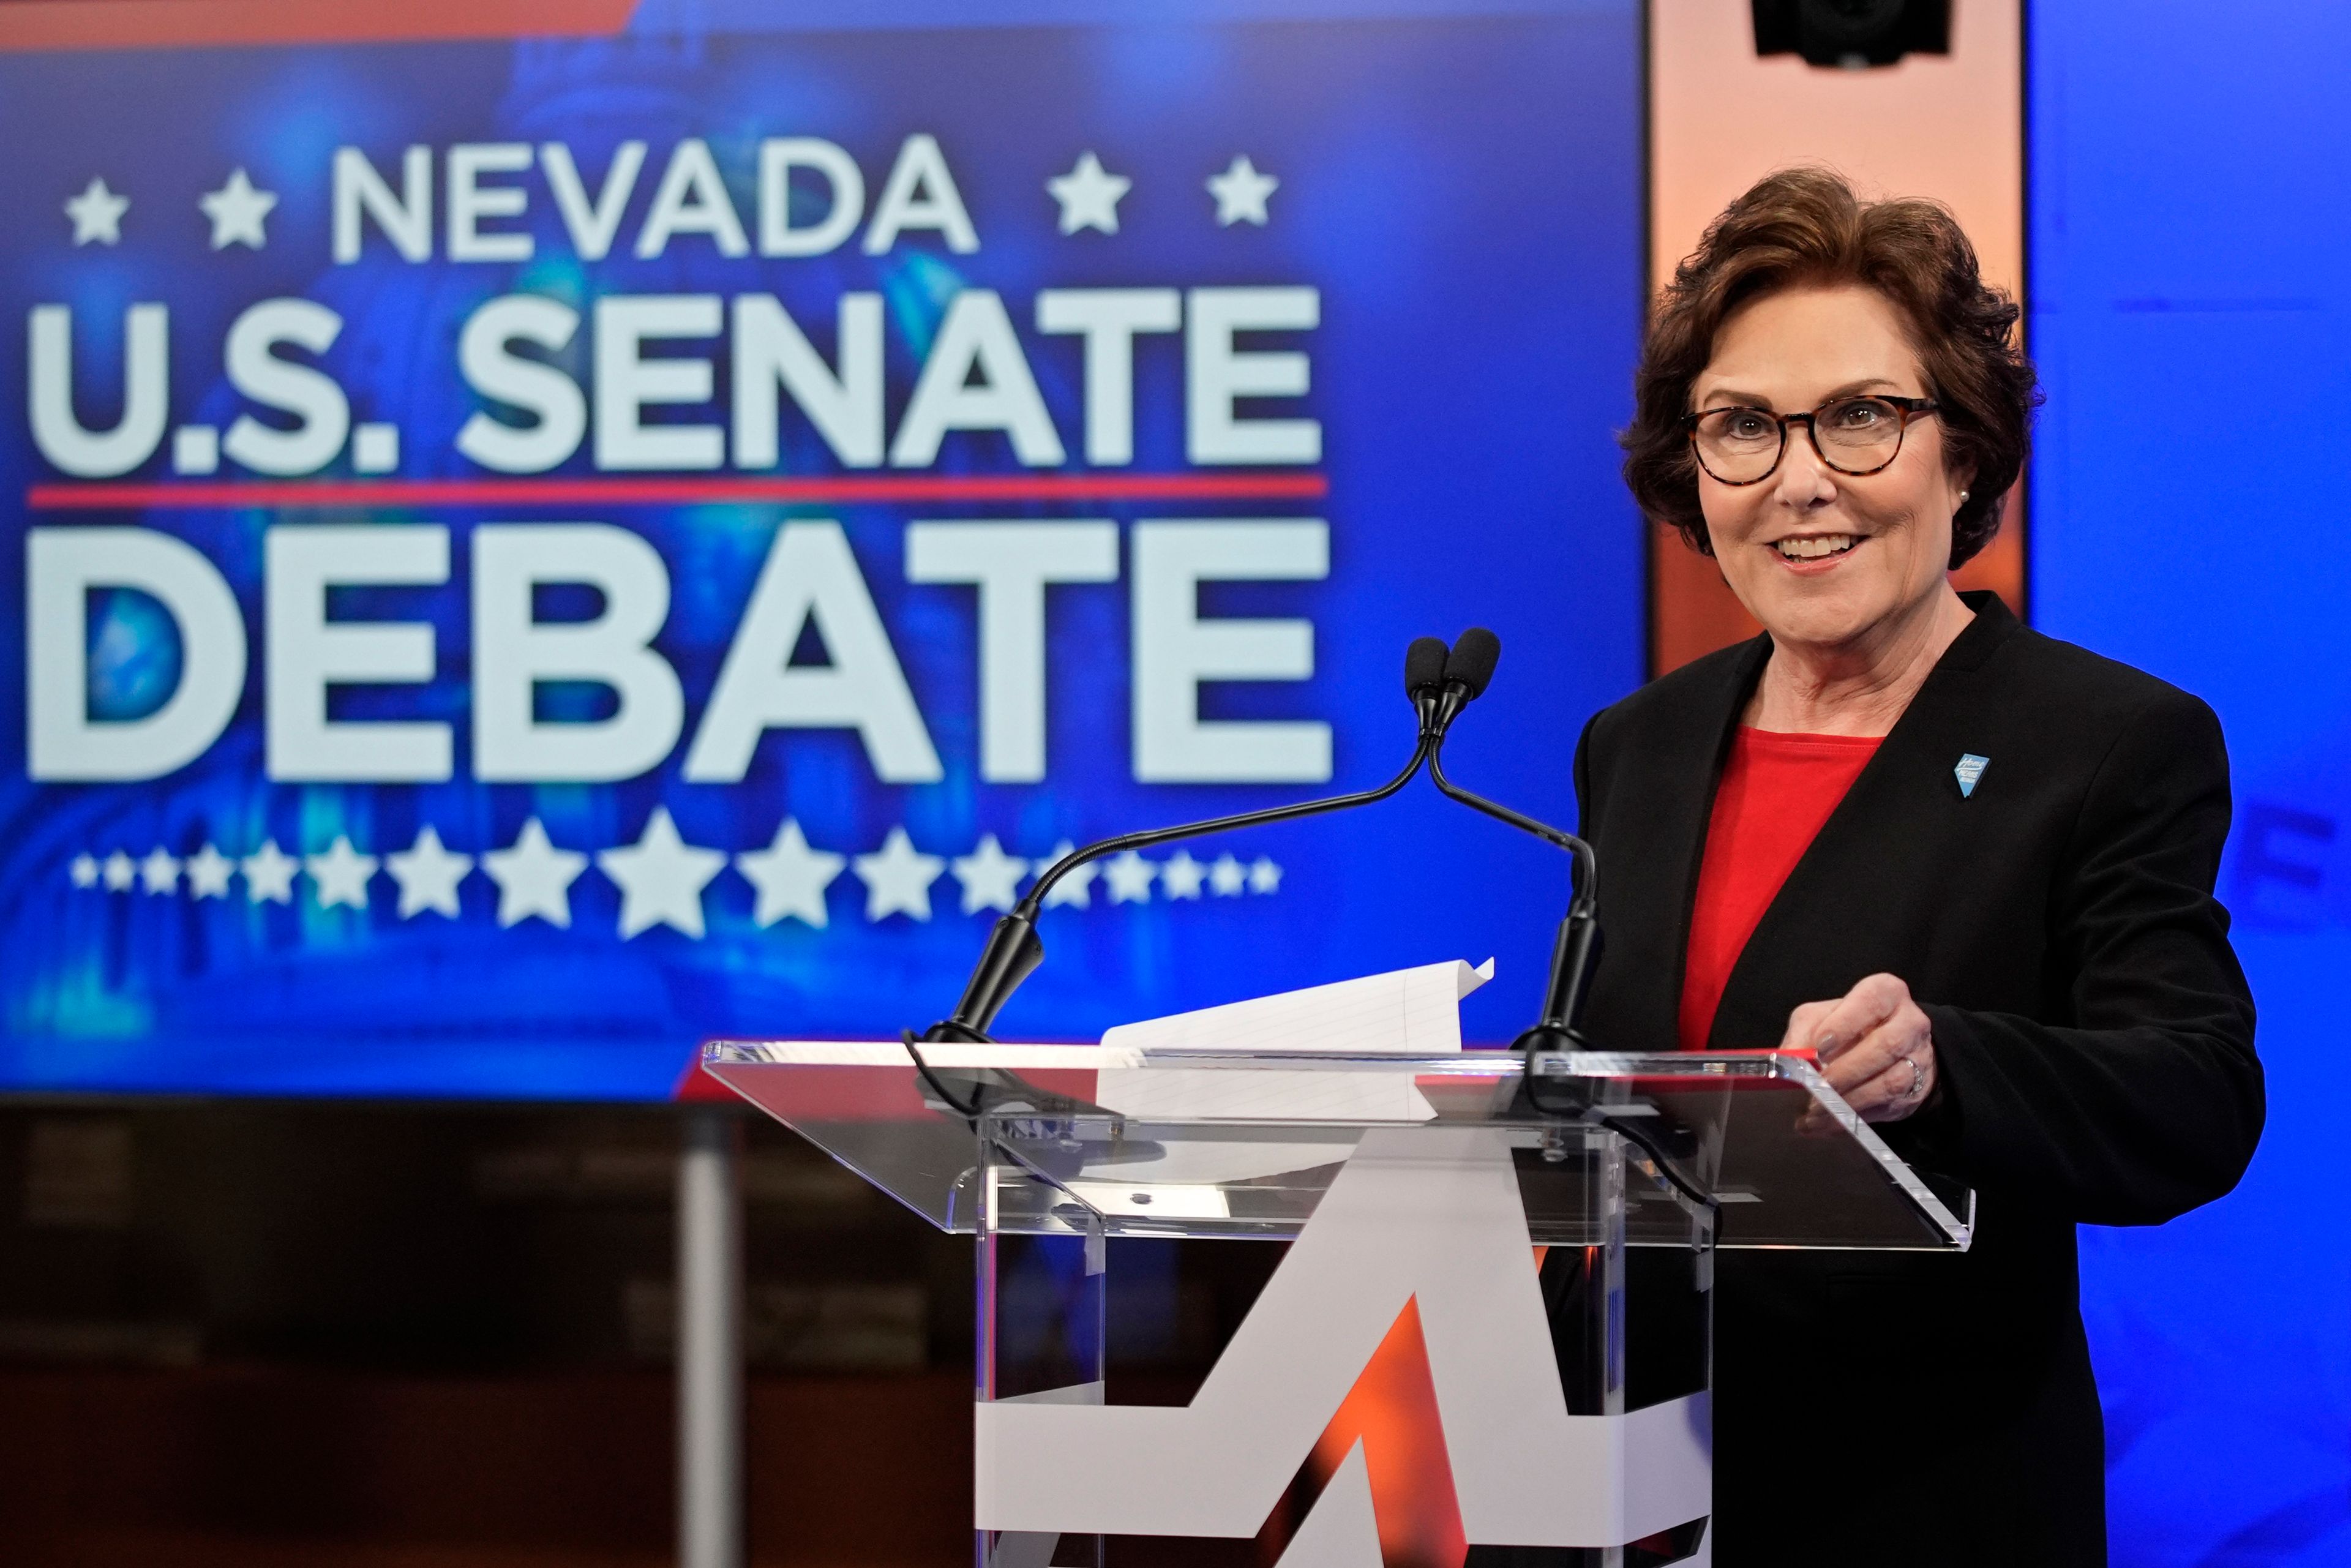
[1773,533,1862,562]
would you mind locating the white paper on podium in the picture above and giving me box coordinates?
[1100,956,1493,1057]
[1079,960,1494,1188]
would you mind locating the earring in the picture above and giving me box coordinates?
[1958,489,1971,505]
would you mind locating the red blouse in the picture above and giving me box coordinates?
[1677,727,1883,1053]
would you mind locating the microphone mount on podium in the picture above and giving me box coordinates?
[910,628,1613,1106]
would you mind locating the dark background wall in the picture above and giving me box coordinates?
[0,1103,1283,1566]
[0,1104,973,1566]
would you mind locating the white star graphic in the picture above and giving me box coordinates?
[1033,840,1098,909]
[70,854,99,890]
[1048,151,1131,236]
[241,839,297,904]
[1209,853,1247,897]
[854,827,945,923]
[65,177,129,246]
[103,851,136,891]
[482,817,588,929]
[1206,154,1279,227]
[1161,849,1207,901]
[1248,856,1283,895]
[598,806,726,940]
[1103,850,1156,905]
[735,817,844,929]
[307,835,378,910]
[140,847,181,895]
[200,167,277,250]
[952,834,1030,915]
[185,844,235,899]
[386,824,473,919]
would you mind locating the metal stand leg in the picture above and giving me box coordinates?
[680,1108,744,1568]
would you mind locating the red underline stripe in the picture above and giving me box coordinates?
[26,473,1330,512]
[0,0,640,55]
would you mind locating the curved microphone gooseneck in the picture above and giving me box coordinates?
[915,637,1456,1050]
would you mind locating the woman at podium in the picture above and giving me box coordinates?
[1584,168,2262,1564]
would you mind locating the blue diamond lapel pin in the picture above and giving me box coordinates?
[1954,753,1990,798]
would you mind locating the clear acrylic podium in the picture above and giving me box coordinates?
[704,1039,1971,1567]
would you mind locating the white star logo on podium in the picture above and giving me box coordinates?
[1048,151,1131,236]
[386,825,473,919]
[241,840,296,904]
[736,817,844,929]
[855,827,945,922]
[69,854,99,890]
[1206,155,1278,227]
[185,844,235,899]
[65,177,129,246]
[1160,850,1207,900]
[307,835,378,910]
[599,807,726,940]
[1248,857,1283,895]
[1103,850,1156,905]
[1208,853,1247,897]
[139,847,180,895]
[1033,841,1097,909]
[200,168,277,250]
[102,852,136,891]
[953,834,1029,915]
[483,817,587,929]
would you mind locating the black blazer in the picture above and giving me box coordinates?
[1573,591,2261,1566]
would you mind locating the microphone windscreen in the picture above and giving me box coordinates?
[1404,637,1449,696]
[1445,627,1501,699]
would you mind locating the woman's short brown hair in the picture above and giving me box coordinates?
[1621,167,2036,568]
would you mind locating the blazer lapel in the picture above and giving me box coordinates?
[1705,591,2025,1050]
[1612,634,1771,1055]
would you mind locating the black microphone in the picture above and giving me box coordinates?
[917,636,1449,1047]
[1430,625,1499,738]
[1405,634,1449,737]
[1420,629,1604,1052]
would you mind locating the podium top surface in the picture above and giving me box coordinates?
[703,1039,1972,1252]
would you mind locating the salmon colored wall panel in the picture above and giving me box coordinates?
[1647,0,2025,674]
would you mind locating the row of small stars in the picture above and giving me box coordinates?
[66,170,276,250]
[60,152,1279,253]
[66,813,1282,940]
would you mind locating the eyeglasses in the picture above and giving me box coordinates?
[1682,394,1940,485]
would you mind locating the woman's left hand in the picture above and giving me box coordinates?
[1780,972,1938,1122]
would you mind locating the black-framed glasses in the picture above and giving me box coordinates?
[1681,394,1940,485]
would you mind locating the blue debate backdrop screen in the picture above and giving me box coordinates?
[0,2,1648,1097]
[2032,4,2351,1564]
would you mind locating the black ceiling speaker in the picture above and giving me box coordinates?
[1752,0,1951,69]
